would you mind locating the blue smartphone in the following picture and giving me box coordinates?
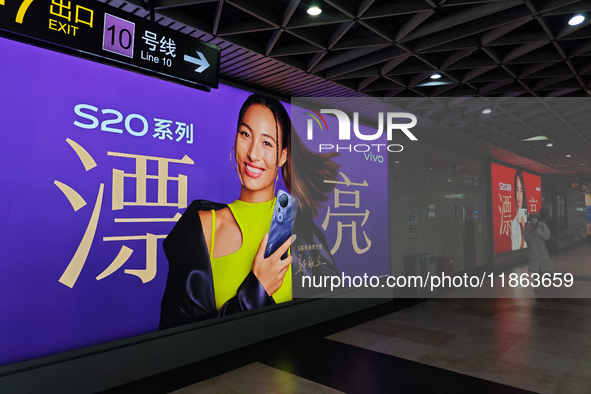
[264,190,298,259]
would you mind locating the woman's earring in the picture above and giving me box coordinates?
[233,147,244,186]
[230,147,237,171]
[278,167,285,187]
[273,168,280,196]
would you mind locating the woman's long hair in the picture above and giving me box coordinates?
[237,94,340,217]
[514,170,527,213]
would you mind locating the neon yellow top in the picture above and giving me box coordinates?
[210,199,292,310]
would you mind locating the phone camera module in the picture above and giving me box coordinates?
[279,193,289,208]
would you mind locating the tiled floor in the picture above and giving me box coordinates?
[328,297,591,393]
[107,244,591,394]
[171,363,344,394]
[327,244,591,393]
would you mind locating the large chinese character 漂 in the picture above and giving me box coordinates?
[499,194,512,236]
[57,142,194,287]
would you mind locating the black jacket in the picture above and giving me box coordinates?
[159,199,339,330]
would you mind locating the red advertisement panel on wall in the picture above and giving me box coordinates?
[491,163,542,254]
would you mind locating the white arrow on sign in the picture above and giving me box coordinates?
[184,51,210,73]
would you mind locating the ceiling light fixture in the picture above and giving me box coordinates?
[416,80,453,87]
[569,14,585,26]
[430,73,442,79]
[566,154,572,157]
[546,143,553,147]
[482,109,492,114]
[307,6,322,15]
[521,135,548,141]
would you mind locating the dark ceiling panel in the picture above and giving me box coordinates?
[109,0,591,182]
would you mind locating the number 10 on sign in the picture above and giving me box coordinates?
[103,14,135,58]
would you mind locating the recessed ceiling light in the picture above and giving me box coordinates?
[482,109,492,114]
[569,15,585,26]
[416,80,453,87]
[430,73,442,79]
[307,6,322,15]
[546,143,553,147]
[521,135,548,141]
[566,154,572,157]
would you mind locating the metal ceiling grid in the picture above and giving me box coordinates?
[102,0,591,183]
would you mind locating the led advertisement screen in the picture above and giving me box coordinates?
[0,36,389,367]
[491,162,542,254]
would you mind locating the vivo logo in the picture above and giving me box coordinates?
[499,182,512,191]
[306,110,418,142]
[364,152,384,163]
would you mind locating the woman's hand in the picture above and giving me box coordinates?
[252,233,296,297]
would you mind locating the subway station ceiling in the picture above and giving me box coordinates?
[107,0,591,183]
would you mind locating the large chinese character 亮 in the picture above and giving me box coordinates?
[322,172,372,255]
[529,197,538,213]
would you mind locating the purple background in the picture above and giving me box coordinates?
[0,36,389,366]
[291,106,390,278]
[103,13,135,58]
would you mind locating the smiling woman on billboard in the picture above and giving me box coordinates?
[158,94,340,329]
[491,163,541,254]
